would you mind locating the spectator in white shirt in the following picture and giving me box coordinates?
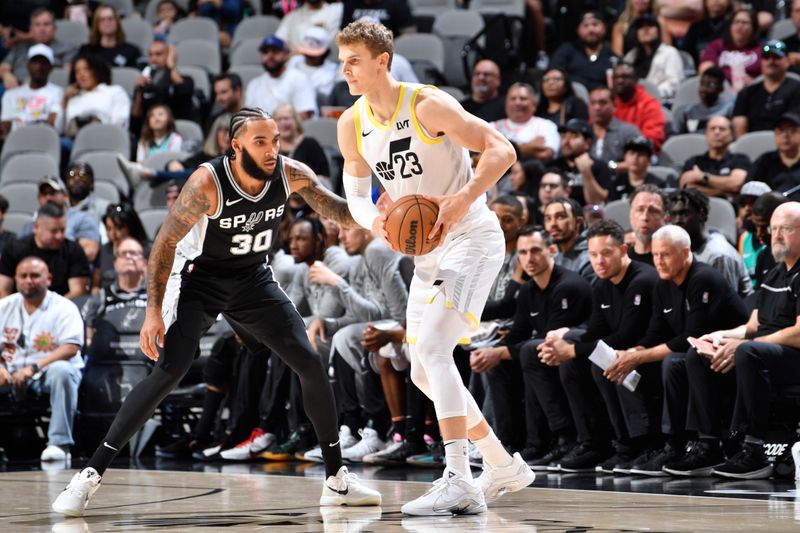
[0,44,64,139]
[288,26,340,100]
[244,35,317,119]
[276,0,344,51]
[63,53,131,138]
[0,257,84,462]
[492,82,560,162]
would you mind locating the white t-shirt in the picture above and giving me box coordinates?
[275,3,344,49]
[64,83,131,131]
[0,82,64,133]
[244,70,318,116]
[287,55,339,98]
[0,291,84,373]
[491,116,560,154]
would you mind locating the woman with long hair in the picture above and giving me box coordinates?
[274,103,330,183]
[624,14,684,99]
[683,0,734,65]
[535,68,588,127]
[63,53,130,137]
[612,0,668,56]
[136,104,183,162]
[93,203,151,292]
[699,7,761,92]
[78,4,141,68]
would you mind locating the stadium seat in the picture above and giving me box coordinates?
[659,133,708,170]
[648,165,679,187]
[176,39,221,74]
[604,199,631,231]
[79,151,133,198]
[679,50,696,77]
[229,65,265,99]
[112,66,143,98]
[177,65,211,101]
[175,119,204,144]
[49,68,70,88]
[94,181,121,204]
[0,124,60,172]
[72,123,132,160]
[395,33,446,85]
[168,17,220,45]
[122,16,154,52]
[138,208,168,240]
[133,180,173,210]
[0,183,40,213]
[730,131,776,162]
[409,0,458,17]
[433,10,484,88]
[3,212,33,234]
[439,86,466,101]
[231,15,281,51]
[469,0,525,17]
[572,81,589,105]
[145,0,189,23]
[708,196,737,245]
[230,38,262,66]
[0,153,59,185]
[55,20,89,48]
[143,151,190,171]
[639,79,660,99]
[769,18,796,41]
[103,0,135,17]
[672,76,733,115]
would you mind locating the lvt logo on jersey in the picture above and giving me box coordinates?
[396,119,410,130]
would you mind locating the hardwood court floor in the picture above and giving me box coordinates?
[1,466,798,532]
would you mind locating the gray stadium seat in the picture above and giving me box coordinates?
[469,0,525,16]
[176,39,221,74]
[769,19,796,41]
[137,208,168,240]
[230,38,262,67]
[133,180,171,210]
[72,123,131,160]
[49,68,70,88]
[679,50,696,77]
[231,15,281,50]
[648,165,679,187]
[303,118,338,149]
[177,66,211,101]
[104,0,135,17]
[143,151,190,170]
[112,66,142,98]
[603,199,631,231]
[708,196,737,245]
[659,133,708,170]
[672,76,733,116]
[175,119,204,143]
[0,124,60,172]
[122,17,154,53]
[433,10,484,88]
[439,86,466,101]
[78,151,132,197]
[3,211,34,234]
[94,181,121,204]
[730,131,776,162]
[168,17,220,45]
[229,65,265,98]
[0,183,40,213]
[395,33,445,84]
[0,153,59,184]
[572,82,589,105]
[639,79,660,99]
[409,0,458,17]
[55,20,89,48]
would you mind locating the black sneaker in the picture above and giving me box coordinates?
[663,440,726,477]
[156,436,193,458]
[712,442,773,479]
[630,443,683,477]
[528,441,575,471]
[261,425,315,461]
[363,439,427,466]
[519,445,547,464]
[597,449,640,474]
[559,443,612,473]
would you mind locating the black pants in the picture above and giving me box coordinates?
[661,352,691,442]
[685,349,736,437]
[100,264,339,452]
[333,348,390,435]
[731,341,800,438]
[592,360,662,442]
[485,359,527,450]
[519,340,575,441]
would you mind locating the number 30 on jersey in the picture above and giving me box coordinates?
[230,228,272,255]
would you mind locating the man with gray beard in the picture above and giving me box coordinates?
[627,184,667,267]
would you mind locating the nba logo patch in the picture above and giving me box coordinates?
[634,294,641,306]
[561,298,568,310]
[702,291,709,303]
[187,264,195,273]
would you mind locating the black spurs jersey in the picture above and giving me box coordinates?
[174,155,288,272]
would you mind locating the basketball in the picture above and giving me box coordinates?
[384,195,440,256]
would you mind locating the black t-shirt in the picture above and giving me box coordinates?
[748,150,800,193]
[733,78,800,133]
[461,95,506,123]
[0,235,90,295]
[628,247,654,266]
[502,265,592,359]
[681,17,729,64]
[755,260,800,336]
[341,0,415,36]
[682,151,751,178]
[639,260,749,352]
[605,172,665,202]
[784,34,800,74]
[551,41,619,90]
[78,42,142,68]
[281,137,330,178]
[574,260,659,358]
[534,96,589,127]
[551,155,612,204]
[754,244,776,289]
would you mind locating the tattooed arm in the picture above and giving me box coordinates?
[140,168,216,360]
[285,157,360,228]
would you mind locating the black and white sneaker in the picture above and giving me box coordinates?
[559,443,612,473]
[712,442,773,480]
[597,449,640,474]
[663,441,726,477]
[629,443,683,477]
[527,441,575,472]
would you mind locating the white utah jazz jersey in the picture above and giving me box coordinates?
[353,83,485,219]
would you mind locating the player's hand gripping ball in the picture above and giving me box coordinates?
[383,194,440,256]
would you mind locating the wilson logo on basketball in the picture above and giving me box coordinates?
[404,220,419,255]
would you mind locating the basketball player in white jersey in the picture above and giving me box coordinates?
[336,21,536,516]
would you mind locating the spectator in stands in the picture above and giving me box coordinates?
[750,192,789,288]
[551,9,620,90]
[747,112,800,193]
[77,5,142,68]
[492,83,560,162]
[153,0,184,38]
[624,14,684,100]
[682,0,734,66]
[612,62,666,152]
[0,203,89,299]
[287,27,339,101]
[0,8,76,89]
[667,189,753,297]
[340,0,416,37]
[94,203,150,293]
[539,220,660,473]
[535,68,589,127]
[734,40,800,136]
[612,0,668,56]
[136,104,183,162]
[0,195,15,254]
[275,104,330,185]
[614,224,748,476]
[552,118,611,204]
[0,44,63,139]
[588,86,643,169]
[0,257,84,462]
[591,135,665,204]
[209,73,243,131]
[188,0,241,49]
[64,162,110,229]
[63,53,131,138]
[245,35,317,118]
[488,196,526,303]
[532,170,572,226]
[276,0,344,51]
[698,7,762,92]
[672,67,733,134]
[131,39,196,131]
[679,115,749,196]
[784,0,800,73]
[165,180,182,209]
[461,60,505,124]
[544,198,595,283]
[736,181,772,282]
[628,184,667,265]
[506,159,543,199]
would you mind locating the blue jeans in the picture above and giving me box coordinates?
[31,361,82,446]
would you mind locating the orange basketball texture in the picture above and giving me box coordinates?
[384,195,440,256]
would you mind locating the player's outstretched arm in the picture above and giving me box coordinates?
[285,156,360,228]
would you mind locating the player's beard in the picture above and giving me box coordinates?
[240,146,278,182]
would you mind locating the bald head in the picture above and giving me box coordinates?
[770,201,800,265]
[471,59,501,102]
[15,256,51,300]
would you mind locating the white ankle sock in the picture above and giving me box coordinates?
[473,430,513,468]
[444,438,471,478]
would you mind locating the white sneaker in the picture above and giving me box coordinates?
[475,452,536,504]
[363,438,403,464]
[220,428,275,461]
[51,468,102,517]
[51,517,89,533]
[302,426,358,463]
[41,445,70,462]
[319,466,382,506]
[319,506,382,533]
[342,428,385,464]
[468,442,483,468]
[401,467,487,516]
[115,153,150,182]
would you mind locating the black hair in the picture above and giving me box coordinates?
[37,201,65,220]
[629,183,667,206]
[702,66,726,86]
[491,195,524,216]
[542,167,571,189]
[537,67,576,111]
[517,224,553,245]
[586,219,626,244]
[0,194,9,214]
[213,72,242,92]
[668,188,710,219]
[724,8,759,49]
[291,216,327,256]
[103,203,149,244]
[69,52,111,86]
[66,161,95,182]
[227,107,273,158]
[752,191,790,218]
[544,197,583,221]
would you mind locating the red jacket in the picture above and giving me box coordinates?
[614,85,665,152]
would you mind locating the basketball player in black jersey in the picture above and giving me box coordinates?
[52,108,382,516]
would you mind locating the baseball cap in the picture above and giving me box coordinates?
[39,175,66,193]
[259,35,287,53]
[762,40,787,58]
[777,111,800,127]
[28,43,54,64]
[560,118,594,140]
[624,135,653,155]
[297,26,331,57]
[740,181,771,197]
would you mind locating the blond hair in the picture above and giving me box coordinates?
[336,20,394,69]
